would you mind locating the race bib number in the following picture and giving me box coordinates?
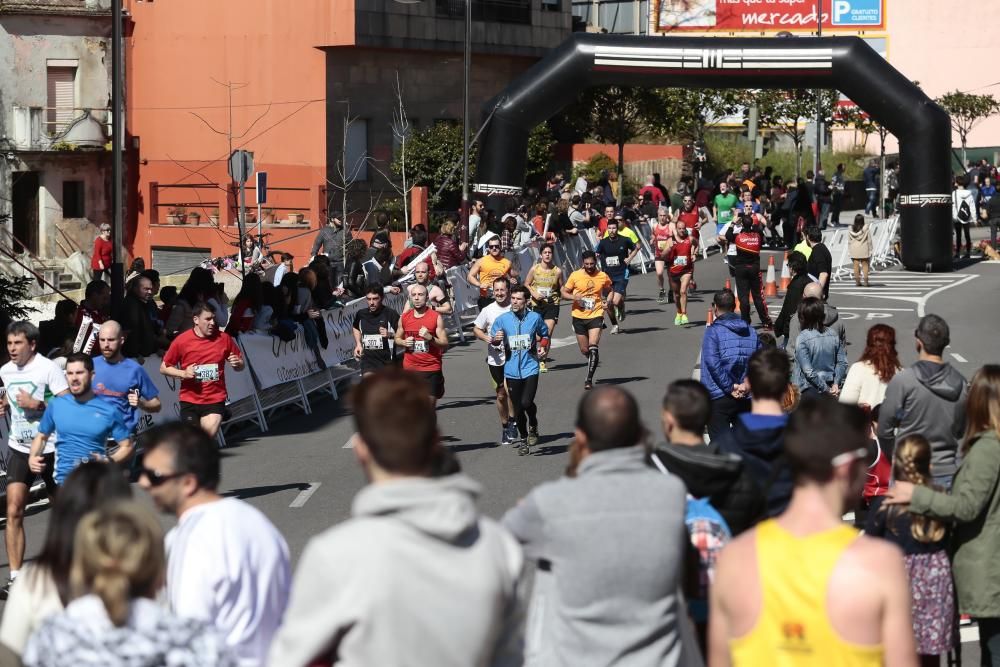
[719,210,732,223]
[362,334,383,351]
[674,256,689,267]
[509,334,531,351]
[192,364,220,382]
[657,240,669,251]
[413,340,428,354]
[581,297,596,311]
[537,287,552,298]
[605,256,620,267]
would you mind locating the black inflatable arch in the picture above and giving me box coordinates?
[476,34,952,271]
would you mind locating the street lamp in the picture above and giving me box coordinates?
[813,0,822,178]
[392,0,472,244]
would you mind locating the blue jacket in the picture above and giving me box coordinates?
[793,327,848,393]
[491,309,549,380]
[701,313,760,400]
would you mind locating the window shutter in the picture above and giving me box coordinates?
[46,67,76,134]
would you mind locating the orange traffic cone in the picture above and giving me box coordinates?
[724,278,732,291]
[779,251,791,293]
[707,309,715,326]
[725,278,741,311]
[764,256,778,297]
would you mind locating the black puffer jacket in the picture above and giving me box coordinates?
[652,443,766,535]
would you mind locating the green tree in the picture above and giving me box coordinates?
[525,123,555,184]
[755,89,840,179]
[647,89,744,142]
[936,90,1000,167]
[0,274,38,322]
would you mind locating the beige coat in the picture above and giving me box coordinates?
[848,224,873,259]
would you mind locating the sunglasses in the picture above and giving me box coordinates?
[139,467,186,487]
[488,244,501,250]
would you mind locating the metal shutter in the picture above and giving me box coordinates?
[151,247,212,278]
[46,67,76,134]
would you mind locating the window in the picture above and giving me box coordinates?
[62,180,85,218]
[46,62,78,135]
[435,0,531,24]
[345,119,368,182]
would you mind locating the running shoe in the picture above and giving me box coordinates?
[517,440,531,456]
[610,324,620,335]
[501,427,513,446]
[673,314,682,326]
[527,426,539,447]
[539,360,548,373]
[680,314,689,325]
[584,380,593,391]
[657,289,666,303]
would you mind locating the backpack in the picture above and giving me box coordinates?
[684,495,732,623]
[957,194,972,222]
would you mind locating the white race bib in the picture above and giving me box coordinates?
[192,364,220,382]
[657,240,669,251]
[605,256,620,267]
[537,287,552,298]
[581,297,596,311]
[362,334,383,351]
[413,340,428,354]
[509,334,531,351]
[674,256,688,267]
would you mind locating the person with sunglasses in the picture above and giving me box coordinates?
[710,396,917,666]
[466,239,514,312]
[138,422,290,667]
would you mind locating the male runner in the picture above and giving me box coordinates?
[491,286,549,455]
[395,283,449,406]
[352,285,400,376]
[561,251,613,391]
[665,220,696,326]
[160,302,245,437]
[403,262,452,315]
[714,181,740,259]
[524,243,563,373]
[594,219,638,334]
[651,207,676,304]
[467,239,515,311]
[710,397,916,666]
[0,322,68,598]
[29,353,132,485]
[93,320,162,435]
[472,276,516,445]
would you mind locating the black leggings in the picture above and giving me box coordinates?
[955,222,972,254]
[733,264,771,326]
[506,375,539,439]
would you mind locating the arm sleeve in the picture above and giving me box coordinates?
[839,364,862,404]
[834,338,849,387]
[227,336,242,359]
[795,339,825,392]
[909,442,1000,523]
[877,377,903,457]
[38,403,55,436]
[138,367,160,399]
[702,330,727,391]
[48,363,69,395]
[501,493,546,561]
[310,231,323,256]
[162,340,180,368]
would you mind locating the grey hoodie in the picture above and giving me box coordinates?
[786,301,846,359]
[878,360,968,480]
[268,474,523,667]
[503,445,701,667]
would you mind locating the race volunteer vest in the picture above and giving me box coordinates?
[478,256,511,298]
[730,520,881,667]
[531,266,560,304]
[734,229,762,255]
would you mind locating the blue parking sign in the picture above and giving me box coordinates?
[831,0,882,26]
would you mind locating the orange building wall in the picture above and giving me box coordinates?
[125,0,355,263]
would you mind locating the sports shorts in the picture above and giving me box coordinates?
[533,301,560,322]
[611,277,628,294]
[179,401,228,424]
[6,449,57,491]
[573,316,605,336]
[488,364,506,390]
[412,370,446,399]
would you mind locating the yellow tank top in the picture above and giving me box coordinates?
[531,265,560,304]
[477,256,511,297]
[731,520,882,667]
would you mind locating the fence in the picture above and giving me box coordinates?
[830,216,900,282]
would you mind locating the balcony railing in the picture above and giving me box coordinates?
[435,0,531,24]
[10,106,110,150]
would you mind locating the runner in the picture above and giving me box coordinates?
[28,353,132,486]
[403,262,452,315]
[524,243,563,373]
[159,302,245,437]
[714,181,740,260]
[665,220,696,326]
[466,239,514,311]
[472,277,516,445]
[0,322,69,598]
[490,285,550,456]
[674,193,712,292]
[594,218,638,334]
[651,207,676,304]
[352,285,400,376]
[395,283,449,406]
[93,320,162,441]
[561,251,613,391]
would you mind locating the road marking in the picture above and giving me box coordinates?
[962,623,979,644]
[951,353,968,363]
[836,307,913,311]
[917,274,979,316]
[289,482,321,508]
[550,336,578,349]
[343,433,356,449]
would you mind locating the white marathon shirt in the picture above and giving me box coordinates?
[166,497,291,667]
[0,354,68,455]
[474,301,511,367]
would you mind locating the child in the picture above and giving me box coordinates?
[866,434,955,666]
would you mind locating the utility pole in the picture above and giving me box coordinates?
[460,0,471,245]
[110,0,124,314]
[813,0,822,177]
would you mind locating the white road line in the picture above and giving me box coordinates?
[961,623,980,644]
[951,353,968,363]
[836,307,914,311]
[342,434,356,449]
[550,336,578,350]
[289,483,321,508]
[917,274,979,316]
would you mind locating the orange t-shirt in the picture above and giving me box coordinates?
[564,269,612,319]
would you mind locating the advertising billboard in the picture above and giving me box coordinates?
[653,0,886,35]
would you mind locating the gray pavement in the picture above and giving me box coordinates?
[2,238,998,664]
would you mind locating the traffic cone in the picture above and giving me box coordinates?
[764,256,778,297]
[724,278,741,311]
[779,251,791,293]
[724,278,732,291]
[707,309,715,326]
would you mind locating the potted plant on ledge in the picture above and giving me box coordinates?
[166,207,185,225]
[187,210,202,225]
[209,208,220,226]
[287,211,305,224]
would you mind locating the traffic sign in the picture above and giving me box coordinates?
[228,150,254,184]
[256,171,268,204]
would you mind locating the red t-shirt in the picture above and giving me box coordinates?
[400,308,443,372]
[639,185,665,205]
[397,246,436,280]
[651,223,673,257]
[162,329,242,404]
[91,236,113,271]
[666,238,695,276]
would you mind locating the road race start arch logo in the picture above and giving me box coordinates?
[475,34,954,271]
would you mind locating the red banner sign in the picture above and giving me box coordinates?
[654,0,886,34]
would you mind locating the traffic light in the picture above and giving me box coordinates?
[741,109,751,138]
[741,106,760,139]
[758,133,772,159]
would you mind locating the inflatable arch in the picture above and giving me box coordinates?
[475,34,953,271]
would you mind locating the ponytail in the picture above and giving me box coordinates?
[880,435,946,544]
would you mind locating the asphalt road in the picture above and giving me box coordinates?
[2,232,998,664]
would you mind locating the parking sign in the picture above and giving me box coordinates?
[832,0,883,26]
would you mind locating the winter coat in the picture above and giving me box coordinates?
[793,327,848,394]
[714,413,792,519]
[878,361,968,480]
[434,234,467,269]
[701,313,759,400]
[310,225,352,263]
[848,224,873,259]
[773,273,809,339]
[910,430,1000,617]
[839,360,894,408]
[653,443,765,535]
